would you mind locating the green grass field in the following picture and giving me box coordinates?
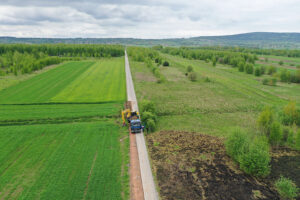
[0,62,94,104]
[0,58,126,104]
[0,103,121,125]
[52,59,126,103]
[0,58,129,199]
[0,122,128,200]
[130,53,300,136]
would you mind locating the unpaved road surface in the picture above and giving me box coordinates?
[125,50,159,200]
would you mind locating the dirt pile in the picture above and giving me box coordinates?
[147,131,281,200]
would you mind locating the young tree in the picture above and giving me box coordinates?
[258,107,274,135]
[238,62,245,72]
[254,68,261,76]
[188,72,197,82]
[187,65,193,72]
[245,63,254,74]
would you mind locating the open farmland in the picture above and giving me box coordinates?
[0,57,129,199]
[0,122,128,200]
[52,58,126,103]
[128,47,300,199]
[0,58,126,104]
[0,103,121,125]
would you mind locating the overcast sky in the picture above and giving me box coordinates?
[0,0,299,38]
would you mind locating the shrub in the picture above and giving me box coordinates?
[162,61,169,66]
[212,59,217,67]
[257,107,274,135]
[154,57,162,64]
[188,72,197,82]
[282,127,292,143]
[245,63,254,74]
[280,69,291,83]
[141,111,157,123]
[225,128,249,162]
[286,129,294,146]
[239,137,270,177]
[238,62,244,72]
[275,176,299,200]
[270,78,277,86]
[279,60,284,66]
[187,65,193,72]
[268,66,277,75]
[262,78,269,85]
[204,77,211,82]
[260,66,266,75]
[140,100,156,113]
[145,118,156,133]
[254,67,261,76]
[140,100,157,133]
[269,122,283,146]
[263,78,277,86]
[281,101,300,126]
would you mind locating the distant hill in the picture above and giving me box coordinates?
[1,32,300,49]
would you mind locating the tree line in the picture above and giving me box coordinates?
[190,46,300,58]
[160,46,257,69]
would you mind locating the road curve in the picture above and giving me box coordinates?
[125,50,159,200]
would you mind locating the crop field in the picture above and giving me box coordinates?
[0,122,128,200]
[52,59,126,103]
[0,58,126,104]
[0,103,121,125]
[0,57,129,199]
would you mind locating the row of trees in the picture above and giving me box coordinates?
[0,44,124,76]
[0,44,124,58]
[160,47,258,69]
[194,46,300,58]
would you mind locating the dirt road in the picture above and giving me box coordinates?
[125,50,159,200]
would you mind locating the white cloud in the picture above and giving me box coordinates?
[0,0,299,38]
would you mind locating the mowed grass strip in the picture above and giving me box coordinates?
[0,122,129,200]
[52,58,126,103]
[0,61,94,104]
[0,103,121,122]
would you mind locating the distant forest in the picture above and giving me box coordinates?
[1,32,300,49]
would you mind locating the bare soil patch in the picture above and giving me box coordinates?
[135,72,156,82]
[147,131,285,200]
[270,147,300,189]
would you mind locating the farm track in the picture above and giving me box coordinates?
[125,50,159,200]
